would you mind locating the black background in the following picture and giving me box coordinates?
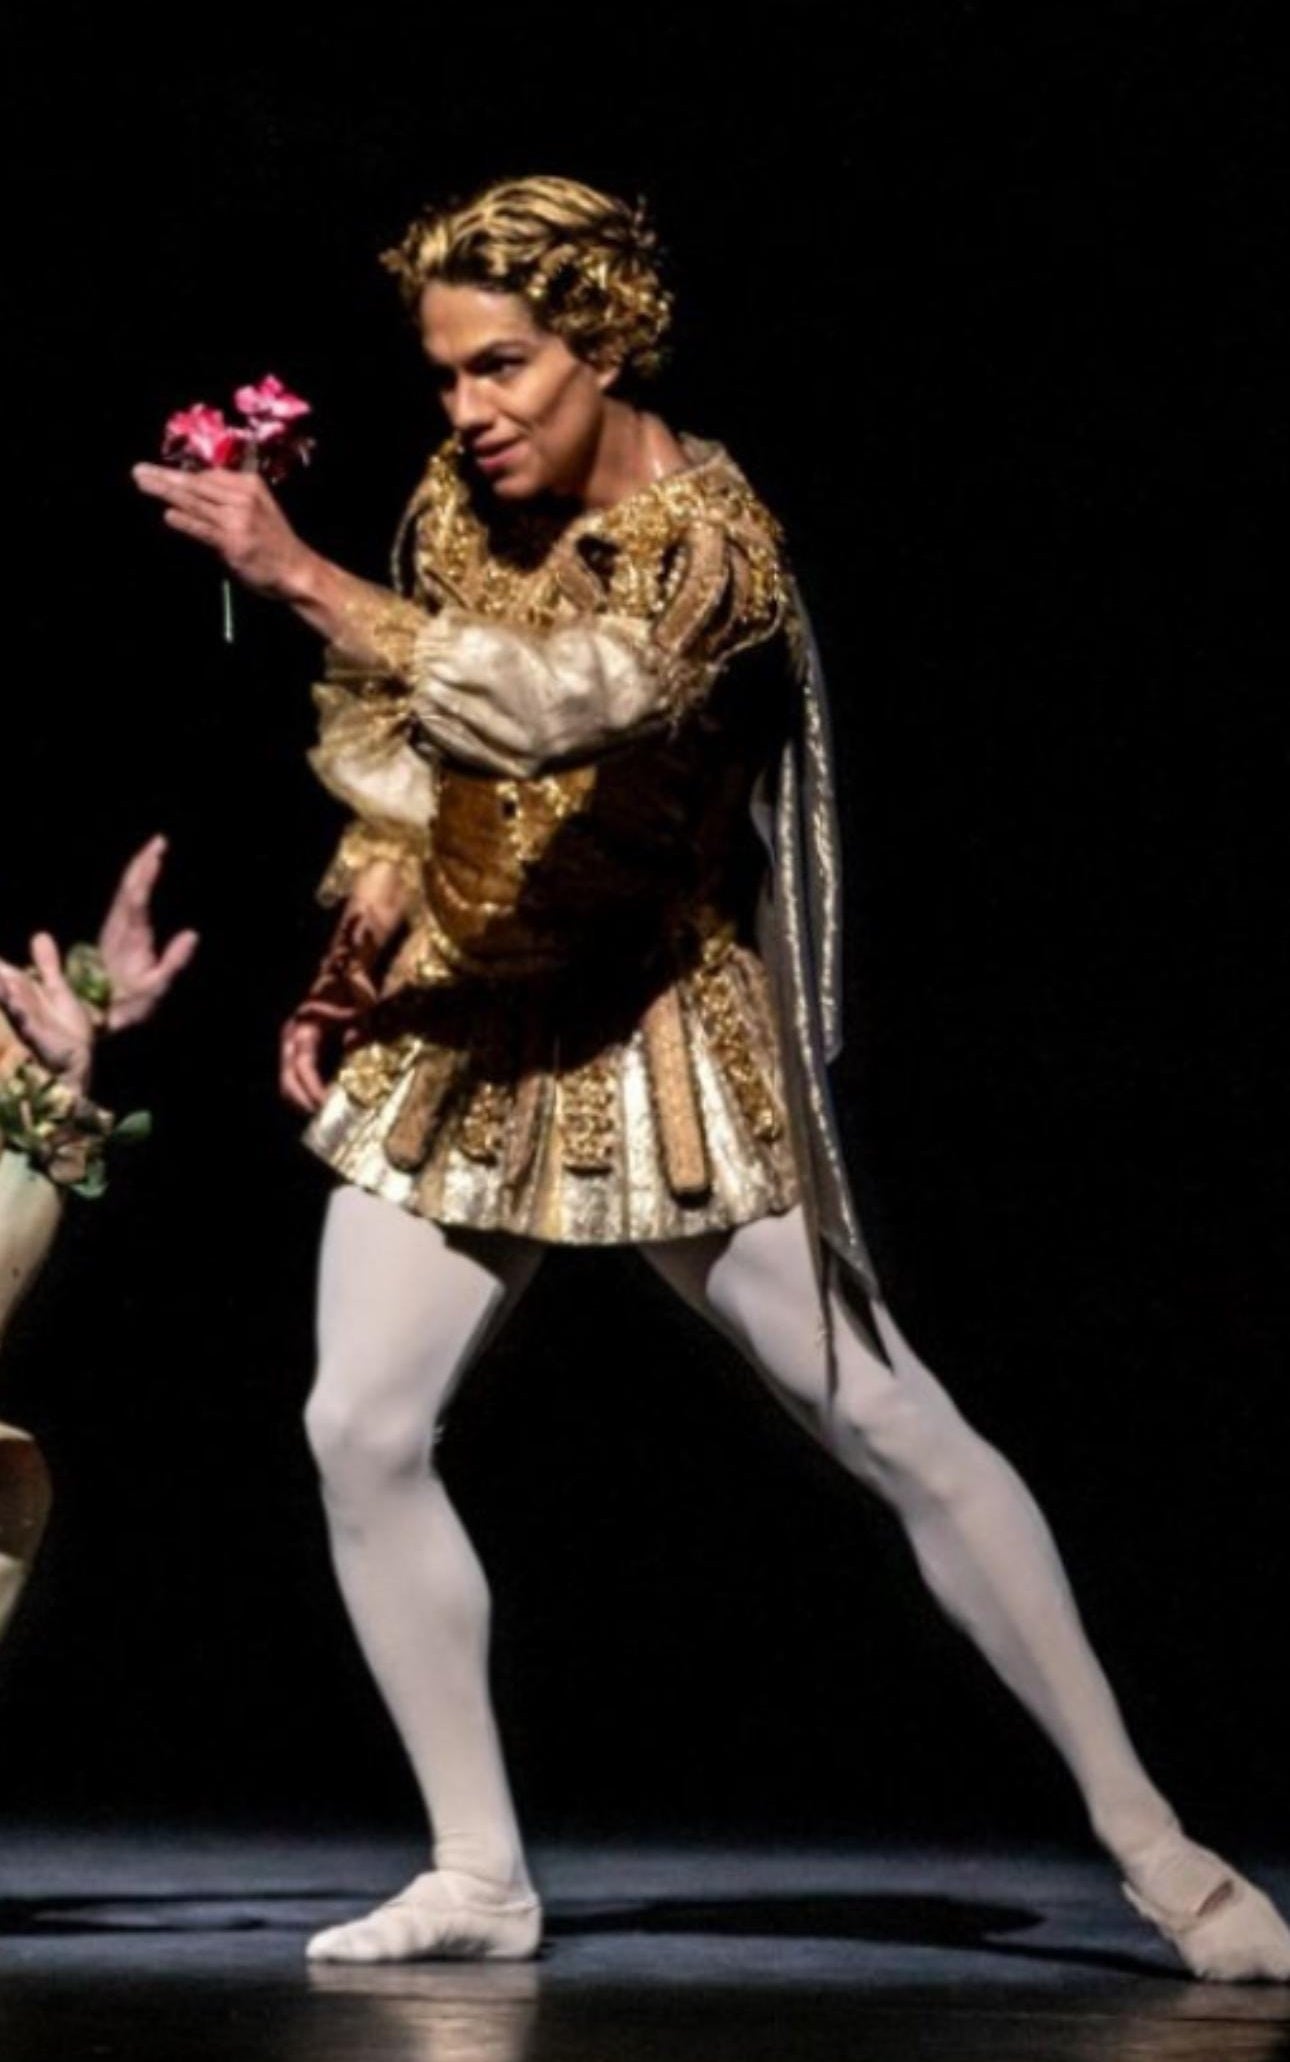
[1,7,1285,1857]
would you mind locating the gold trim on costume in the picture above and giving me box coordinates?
[557,1048,619,1174]
[384,1046,464,1172]
[641,984,711,1201]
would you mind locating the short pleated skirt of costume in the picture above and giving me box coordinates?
[302,933,801,1245]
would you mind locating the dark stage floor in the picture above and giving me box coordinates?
[0,1833,1287,2059]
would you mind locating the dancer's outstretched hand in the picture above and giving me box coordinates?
[131,462,317,601]
[0,936,95,1089]
[97,834,200,1031]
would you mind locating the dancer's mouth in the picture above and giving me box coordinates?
[471,439,523,474]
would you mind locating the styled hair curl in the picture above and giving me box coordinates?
[379,174,674,383]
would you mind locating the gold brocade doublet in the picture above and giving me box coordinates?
[303,432,804,1243]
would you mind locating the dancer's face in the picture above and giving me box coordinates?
[419,281,616,503]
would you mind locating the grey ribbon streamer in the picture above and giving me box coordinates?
[749,576,883,1410]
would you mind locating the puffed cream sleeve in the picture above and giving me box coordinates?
[307,643,436,908]
[309,512,790,808]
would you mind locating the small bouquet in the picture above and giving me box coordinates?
[161,374,314,640]
[0,1060,152,1199]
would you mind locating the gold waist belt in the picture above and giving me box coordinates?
[340,907,783,1213]
[394,893,742,990]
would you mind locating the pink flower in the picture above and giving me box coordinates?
[162,404,249,470]
[159,375,313,485]
[233,374,312,426]
[232,375,315,482]
[246,419,316,485]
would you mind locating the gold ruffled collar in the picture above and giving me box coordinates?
[393,429,780,628]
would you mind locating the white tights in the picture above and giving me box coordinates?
[307,1183,1196,1899]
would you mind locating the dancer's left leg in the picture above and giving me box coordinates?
[639,1203,1290,1982]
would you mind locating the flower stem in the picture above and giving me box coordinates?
[222,577,236,644]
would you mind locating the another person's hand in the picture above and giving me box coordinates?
[131,463,318,601]
[97,834,200,1030]
[0,937,95,1091]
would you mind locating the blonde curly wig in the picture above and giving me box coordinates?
[380,174,674,383]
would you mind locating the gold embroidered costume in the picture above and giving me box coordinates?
[304,431,811,1243]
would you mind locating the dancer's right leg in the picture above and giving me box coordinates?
[304,1183,544,1960]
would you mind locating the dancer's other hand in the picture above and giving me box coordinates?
[279,903,386,1117]
[131,462,319,602]
[278,1006,340,1116]
[279,981,374,1116]
[97,834,200,1031]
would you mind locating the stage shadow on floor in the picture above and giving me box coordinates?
[0,1884,1177,1981]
